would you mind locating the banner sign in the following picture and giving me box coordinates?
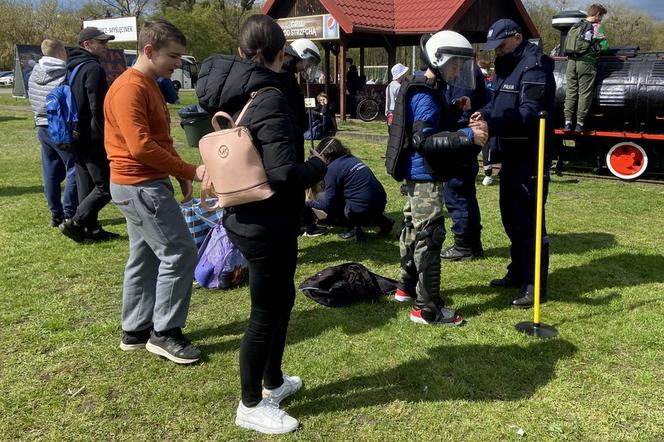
[83,16,138,42]
[13,45,126,97]
[277,14,340,40]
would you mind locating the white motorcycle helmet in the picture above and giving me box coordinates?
[290,38,321,80]
[421,30,476,90]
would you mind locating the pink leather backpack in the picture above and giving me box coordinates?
[199,87,278,209]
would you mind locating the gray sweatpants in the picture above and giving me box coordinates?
[110,178,197,333]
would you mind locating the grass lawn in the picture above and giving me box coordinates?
[1,103,663,441]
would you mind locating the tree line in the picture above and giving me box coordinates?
[0,0,258,70]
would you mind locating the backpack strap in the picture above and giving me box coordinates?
[235,86,282,126]
[67,60,95,87]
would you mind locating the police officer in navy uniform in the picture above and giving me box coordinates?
[472,19,555,308]
[441,64,490,261]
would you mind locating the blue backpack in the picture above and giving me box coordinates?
[45,61,92,151]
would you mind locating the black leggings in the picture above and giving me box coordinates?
[226,230,298,407]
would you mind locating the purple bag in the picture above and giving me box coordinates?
[194,222,248,289]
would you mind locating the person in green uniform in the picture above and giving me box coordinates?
[564,3,609,132]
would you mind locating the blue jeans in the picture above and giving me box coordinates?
[37,127,78,219]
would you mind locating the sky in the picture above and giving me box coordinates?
[614,0,664,20]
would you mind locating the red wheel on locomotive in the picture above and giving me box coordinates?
[605,142,649,180]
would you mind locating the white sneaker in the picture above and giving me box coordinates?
[235,399,299,434]
[262,374,302,404]
[482,175,494,186]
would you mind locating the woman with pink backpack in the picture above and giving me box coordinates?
[196,14,327,435]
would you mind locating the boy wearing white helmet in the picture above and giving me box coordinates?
[289,38,322,81]
[385,30,488,325]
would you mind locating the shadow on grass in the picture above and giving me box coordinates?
[456,253,664,316]
[482,231,616,258]
[0,185,43,197]
[548,253,664,302]
[550,177,581,184]
[0,115,28,122]
[193,299,402,357]
[288,339,577,415]
[550,232,616,254]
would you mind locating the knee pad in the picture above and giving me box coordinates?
[424,224,445,250]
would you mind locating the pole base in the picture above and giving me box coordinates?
[515,322,558,340]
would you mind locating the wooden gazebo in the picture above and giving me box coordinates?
[262,0,539,120]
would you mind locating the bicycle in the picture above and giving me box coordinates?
[355,88,384,122]
[356,96,380,121]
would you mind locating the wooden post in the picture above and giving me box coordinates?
[324,43,330,97]
[387,40,396,82]
[339,39,347,122]
[359,46,365,77]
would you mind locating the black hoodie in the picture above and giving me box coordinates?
[196,55,326,238]
[66,48,109,144]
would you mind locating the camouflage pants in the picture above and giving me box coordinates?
[399,181,446,304]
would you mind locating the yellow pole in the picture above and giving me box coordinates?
[533,113,546,326]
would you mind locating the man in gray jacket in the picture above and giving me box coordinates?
[28,39,78,228]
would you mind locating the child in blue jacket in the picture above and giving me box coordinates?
[306,137,393,240]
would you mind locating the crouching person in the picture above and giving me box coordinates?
[306,137,394,241]
[104,19,205,364]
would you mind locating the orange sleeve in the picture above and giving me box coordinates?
[109,82,197,180]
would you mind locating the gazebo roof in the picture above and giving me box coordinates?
[261,0,539,37]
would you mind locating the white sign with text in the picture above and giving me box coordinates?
[83,17,138,42]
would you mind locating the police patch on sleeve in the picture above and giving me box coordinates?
[522,81,546,101]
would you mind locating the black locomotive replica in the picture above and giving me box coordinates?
[551,11,664,180]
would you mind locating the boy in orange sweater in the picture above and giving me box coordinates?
[104,19,205,364]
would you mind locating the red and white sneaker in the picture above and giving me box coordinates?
[394,288,415,302]
[410,305,464,326]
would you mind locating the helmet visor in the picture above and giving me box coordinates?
[301,58,321,82]
[440,56,476,91]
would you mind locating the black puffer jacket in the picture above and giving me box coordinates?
[66,48,109,143]
[278,56,308,137]
[196,54,327,238]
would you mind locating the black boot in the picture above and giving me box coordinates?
[377,215,395,236]
[471,239,485,259]
[511,284,547,309]
[490,274,522,288]
[338,226,365,241]
[441,236,483,261]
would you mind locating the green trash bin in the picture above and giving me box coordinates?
[179,105,214,147]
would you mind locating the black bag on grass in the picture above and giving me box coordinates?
[299,262,398,307]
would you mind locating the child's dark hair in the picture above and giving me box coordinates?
[138,19,186,52]
[315,137,350,163]
[238,15,286,66]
